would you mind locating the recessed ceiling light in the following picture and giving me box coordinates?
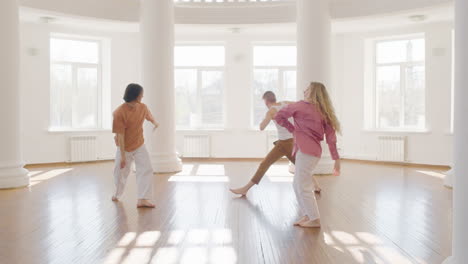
[229,27,241,33]
[39,16,56,24]
[409,15,427,22]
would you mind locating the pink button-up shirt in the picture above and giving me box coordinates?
[274,100,340,160]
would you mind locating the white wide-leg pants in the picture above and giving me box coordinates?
[113,144,153,200]
[293,150,321,221]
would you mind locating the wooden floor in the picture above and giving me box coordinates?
[0,160,452,264]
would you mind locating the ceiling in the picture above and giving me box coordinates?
[18,0,453,23]
[20,2,453,34]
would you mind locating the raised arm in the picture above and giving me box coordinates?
[274,103,296,133]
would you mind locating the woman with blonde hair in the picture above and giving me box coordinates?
[275,82,341,228]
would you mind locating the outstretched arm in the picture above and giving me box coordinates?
[259,108,277,131]
[145,106,159,130]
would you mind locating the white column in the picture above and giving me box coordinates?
[141,0,182,173]
[0,0,29,189]
[443,0,468,263]
[296,0,334,174]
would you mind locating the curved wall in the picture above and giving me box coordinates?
[19,0,139,22]
[330,0,451,18]
[19,0,452,24]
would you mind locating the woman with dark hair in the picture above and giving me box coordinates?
[112,83,159,208]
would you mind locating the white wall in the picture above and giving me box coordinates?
[20,22,140,164]
[330,0,452,19]
[333,22,454,165]
[173,29,296,158]
[20,20,455,166]
[19,22,297,164]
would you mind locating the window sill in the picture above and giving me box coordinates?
[361,129,431,134]
[48,128,112,133]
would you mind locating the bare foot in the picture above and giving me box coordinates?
[298,219,321,228]
[137,199,155,208]
[293,215,309,226]
[229,187,249,196]
[230,181,255,196]
[112,196,119,202]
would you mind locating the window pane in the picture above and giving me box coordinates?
[410,39,425,62]
[201,71,223,127]
[404,65,425,128]
[253,69,279,126]
[175,69,197,129]
[174,46,225,67]
[51,38,99,64]
[283,70,297,100]
[253,46,296,66]
[376,40,407,64]
[50,64,73,128]
[74,67,98,129]
[376,66,401,128]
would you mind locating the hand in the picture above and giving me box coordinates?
[152,123,159,132]
[120,157,127,169]
[333,160,341,176]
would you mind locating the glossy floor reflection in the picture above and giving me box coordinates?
[0,160,452,264]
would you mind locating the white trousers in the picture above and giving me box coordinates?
[294,150,321,221]
[113,144,153,200]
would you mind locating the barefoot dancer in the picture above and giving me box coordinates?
[275,82,341,228]
[112,83,159,208]
[230,91,321,196]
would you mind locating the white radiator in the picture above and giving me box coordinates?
[377,136,406,162]
[183,135,210,158]
[69,136,98,162]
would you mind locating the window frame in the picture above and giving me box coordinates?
[251,44,297,129]
[174,44,226,130]
[49,35,105,131]
[450,29,455,134]
[370,35,427,132]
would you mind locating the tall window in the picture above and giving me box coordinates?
[252,45,297,127]
[372,36,426,130]
[50,36,108,130]
[175,45,225,130]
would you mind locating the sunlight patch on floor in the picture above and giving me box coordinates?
[29,168,74,187]
[104,229,237,264]
[170,164,229,182]
[324,231,414,264]
[168,176,229,182]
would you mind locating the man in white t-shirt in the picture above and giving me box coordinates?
[230,91,321,196]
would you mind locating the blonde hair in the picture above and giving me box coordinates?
[306,82,341,134]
